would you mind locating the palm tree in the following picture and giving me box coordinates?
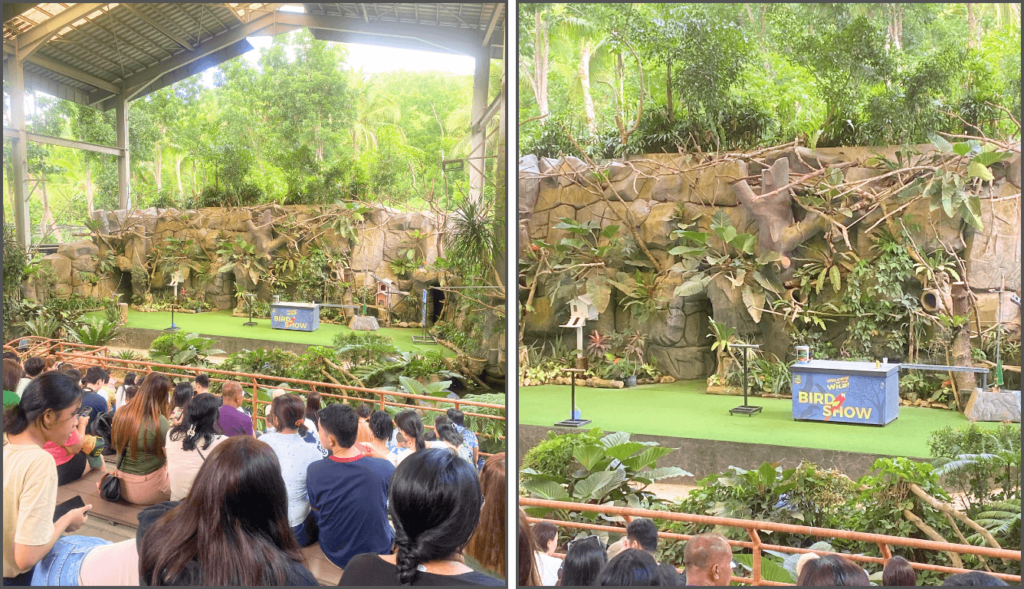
[549,5,613,139]
[349,68,404,158]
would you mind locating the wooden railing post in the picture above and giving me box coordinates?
[749,529,762,586]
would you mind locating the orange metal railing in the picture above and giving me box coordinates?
[519,498,1021,586]
[6,338,506,456]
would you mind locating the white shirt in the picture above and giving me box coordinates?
[260,432,326,527]
[535,552,561,586]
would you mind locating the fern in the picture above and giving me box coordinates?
[968,499,1021,542]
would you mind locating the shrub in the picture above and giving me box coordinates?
[148,332,225,367]
[67,317,120,346]
[929,423,1021,508]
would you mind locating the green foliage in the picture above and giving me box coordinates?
[332,332,399,365]
[67,317,120,347]
[389,248,420,278]
[443,198,499,282]
[929,423,1021,508]
[3,225,27,298]
[148,333,225,367]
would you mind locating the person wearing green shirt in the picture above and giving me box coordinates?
[108,373,173,506]
[4,358,24,410]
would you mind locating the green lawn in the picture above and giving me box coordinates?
[519,381,999,458]
[91,309,454,357]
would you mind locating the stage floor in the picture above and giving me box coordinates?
[89,309,455,357]
[519,381,1001,458]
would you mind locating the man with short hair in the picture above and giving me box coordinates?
[306,403,395,569]
[193,373,210,395]
[446,408,479,468]
[683,533,733,586]
[619,518,683,585]
[218,381,255,437]
[14,356,44,397]
[80,367,112,416]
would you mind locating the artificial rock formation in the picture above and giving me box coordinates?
[520,145,1022,381]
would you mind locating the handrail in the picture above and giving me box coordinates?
[519,498,1022,585]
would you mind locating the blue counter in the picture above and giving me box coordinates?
[271,303,320,332]
[791,360,899,426]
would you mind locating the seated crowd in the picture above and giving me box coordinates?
[526,517,1012,586]
[3,352,502,586]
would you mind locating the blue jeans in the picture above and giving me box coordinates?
[30,536,110,586]
[292,511,318,547]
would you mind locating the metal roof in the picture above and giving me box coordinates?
[3,3,504,111]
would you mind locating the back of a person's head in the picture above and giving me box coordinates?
[2,351,20,363]
[123,385,139,403]
[123,372,137,387]
[3,372,83,435]
[433,415,463,447]
[882,556,916,586]
[655,562,682,586]
[389,448,482,586]
[446,407,465,427]
[173,382,195,409]
[138,436,299,585]
[518,508,542,586]
[369,410,393,442]
[356,403,372,419]
[113,372,171,457]
[684,533,732,585]
[44,356,58,372]
[169,393,221,451]
[221,381,243,400]
[626,518,660,554]
[562,536,608,587]
[597,548,660,586]
[941,571,1009,586]
[3,358,23,392]
[305,392,321,419]
[394,410,425,451]
[318,402,358,447]
[533,521,558,551]
[64,367,82,385]
[193,373,209,389]
[269,394,308,437]
[23,356,45,377]
[797,554,869,586]
[84,366,109,386]
[467,452,506,577]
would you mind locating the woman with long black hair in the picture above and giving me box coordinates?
[165,393,227,501]
[3,373,93,585]
[340,448,503,586]
[137,436,317,585]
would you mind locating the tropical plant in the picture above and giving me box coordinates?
[113,349,141,361]
[930,423,1021,508]
[443,198,500,282]
[148,332,225,367]
[333,332,399,365]
[67,317,120,347]
[397,375,452,398]
[389,248,419,278]
[22,315,63,339]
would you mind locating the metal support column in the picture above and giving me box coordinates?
[115,93,130,210]
[468,50,489,204]
[9,53,31,249]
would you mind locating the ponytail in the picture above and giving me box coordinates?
[395,411,426,451]
[4,403,30,436]
[4,373,83,436]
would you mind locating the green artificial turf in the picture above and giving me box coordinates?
[519,381,1001,458]
[92,309,454,357]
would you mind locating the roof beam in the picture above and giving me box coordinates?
[119,4,195,51]
[3,59,95,106]
[473,92,502,133]
[224,4,246,24]
[3,127,122,156]
[118,9,279,101]
[277,12,484,56]
[4,4,40,23]
[15,3,107,59]
[482,4,503,47]
[19,53,121,94]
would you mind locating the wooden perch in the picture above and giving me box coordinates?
[323,357,366,389]
[246,209,289,261]
[908,483,1002,550]
[903,509,964,568]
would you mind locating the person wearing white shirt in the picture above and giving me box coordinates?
[532,521,561,586]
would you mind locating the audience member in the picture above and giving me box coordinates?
[43,356,58,373]
[79,367,110,417]
[15,357,44,397]
[394,410,427,455]
[519,509,542,586]
[795,553,819,580]
[165,393,226,501]
[940,571,1009,586]
[533,521,561,586]
[260,394,324,547]
[684,533,732,586]
[616,518,680,585]
[218,381,254,437]
[356,403,375,445]
[192,373,210,395]
[882,556,916,586]
[366,410,401,465]
[3,373,93,585]
[108,372,172,505]
[114,373,137,409]
[656,563,682,586]
[597,549,660,586]
[42,403,96,485]
[305,392,321,428]
[446,408,480,468]
[30,534,139,586]
[432,415,473,464]
[307,402,395,569]
[4,359,23,409]
[796,554,869,586]
[339,448,502,586]
[137,436,317,585]
[560,535,607,587]
[607,539,626,562]
[466,453,506,580]
[169,382,194,426]
[2,351,20,362]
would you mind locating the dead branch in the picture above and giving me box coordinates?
[908,483,1003,550]
[902,509,964,568]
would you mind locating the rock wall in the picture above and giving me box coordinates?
[31,204,444,317]
[520,145,1022,380]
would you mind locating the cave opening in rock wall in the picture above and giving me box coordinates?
[429,284,446,325]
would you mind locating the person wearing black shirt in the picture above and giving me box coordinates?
[339,449,503,586]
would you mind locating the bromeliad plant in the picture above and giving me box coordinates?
[521,428,690,540]
[148,333,225,367]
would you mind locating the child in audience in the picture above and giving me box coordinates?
[169,382,195,426]
[466,453,506,580]
[532,521,561,586]
[340,448,503,586]
[307,403,395,569]
[137,436,317,585]
[165,393,227,501]
[260,394,324,547]
[107,372,172,505]
[3,373,93,585]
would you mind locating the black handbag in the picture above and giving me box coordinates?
[98,444,129,502]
